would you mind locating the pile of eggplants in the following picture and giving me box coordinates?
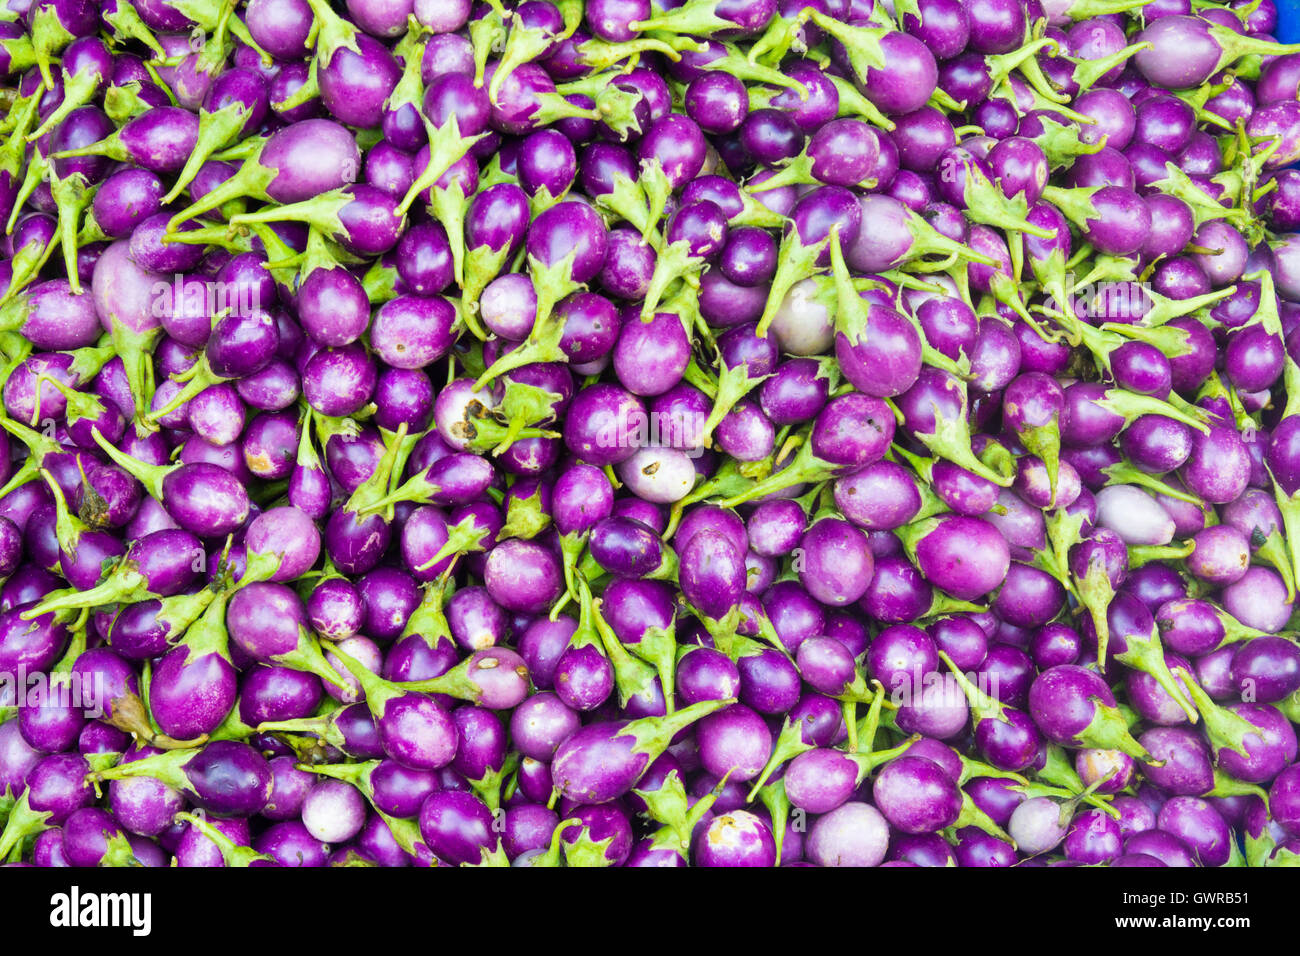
[3,0,1300,869]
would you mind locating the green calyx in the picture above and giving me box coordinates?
[1073,538,1117,667]
[164,146,278,233]
[745,714,816,802]
[631,0,736,37]
[0,415,61,497]
[143,342,235,424]
[821,73,895,131]
[637,769,724,859]
[623,621,680,714]
[845,676,888,756]
[909,378,1017,487]
[1,220,58,306]
[89,427,174,501]
[1063,0,1154,18]
[161,102,257,206]
[459,243,515,336]
[1154,164,1250,230]
[846,736,918,786]
[806,10,888,77]
[362,256,402,308]
[267,627,351,693]
[397,114,485,224]
[1251,527,1297,605]
[399,578,457,650]
[957,754,1027,788]
[939,651,1008,729]
[901,207,996,272]
[716,436,834,509]
[951,790,1018,847]
[384,26,429,118]
[397,643,528,707]
[827,228,871,348]
[205,702,258,744]
[755,227,829,339]
[692,351,770,449]
[416,514,495,574]
[1018,421,1062,502]
[48,167,99,295]
[1111,622,1198,724]
[230,187,392,252]
[302,0,362,68]
[319,639,407,721]
[616,696,734,764]
[636,158,674,248]
[552,532,588,620]
[303,759,377,799]
[638,239,702,321]
[586,582,661,707]
[87,746,197,797]
[960,162,1054,238]
[26,66,104,144]
[466,753,520,815]
[103,82,158,125]
[102,0,164,55]
[0,791,52,863]
[1126,541,1195,569]
[473,251,582,390]
[343,423,411,520]
[483,380,564,456]
[0,35,36,80]
[173,812,271,867]
[984,36,1064,101]
[21,554,150,620]
[256,707,352,754]
[1074,693,1156,764]
[35,373,110,436]
[686,600,769,662]
[39,467,94,572]
[468,2,508,88]
[1205,22,1300,77]
[1,94,41,173]
[1030,116,1105,170]
[1101,459,1203,506]
[1035,744,1087,793]
[27,0,75,88]
[1207,766,1267,802]
[1175,667,1264,764]
[1068,40,1151,94]
[573,35,689,72]
[515,819,581,868]
[590,168,655,238]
